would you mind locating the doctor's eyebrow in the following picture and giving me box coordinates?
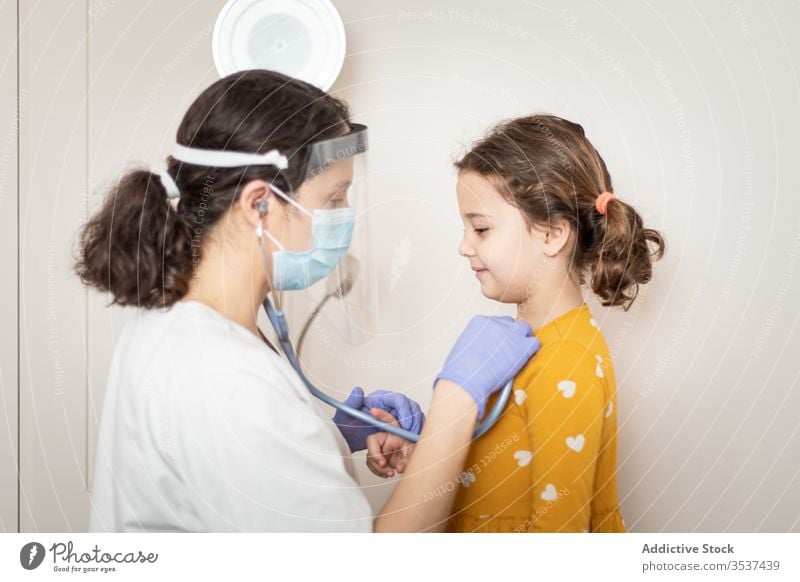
[329,180,352,194]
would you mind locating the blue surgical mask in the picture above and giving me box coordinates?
[257,184,356,291]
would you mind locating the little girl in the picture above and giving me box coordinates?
[443,114,665,532]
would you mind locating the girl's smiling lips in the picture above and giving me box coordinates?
[471,265,489,279]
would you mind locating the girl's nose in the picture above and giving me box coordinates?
[459,235,475,258]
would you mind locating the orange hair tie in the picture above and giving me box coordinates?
[595,191,616,215]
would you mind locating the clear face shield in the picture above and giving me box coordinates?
[266,123,377,348]
[162,123,376,346]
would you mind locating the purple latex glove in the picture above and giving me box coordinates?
[433,315,541,418]
[333,387,425,452]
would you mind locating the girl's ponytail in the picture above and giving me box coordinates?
[589,196,665,311]
[75,167,193,309]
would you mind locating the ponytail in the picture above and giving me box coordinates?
[75,167,193,309]
[589,198,665,311]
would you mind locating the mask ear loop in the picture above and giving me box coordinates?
[255,194,286,311]
[269,182,314,219]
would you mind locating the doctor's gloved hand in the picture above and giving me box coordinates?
[333,387,425,453]
[433,316,541,419]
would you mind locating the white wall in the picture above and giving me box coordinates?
[0,0,19,535]
[17,0,89,532]
[5,0,799,532]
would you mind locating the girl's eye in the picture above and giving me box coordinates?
[474,228,489,235]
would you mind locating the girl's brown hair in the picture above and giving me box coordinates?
[75,69,351,309]
[455,114,665,311]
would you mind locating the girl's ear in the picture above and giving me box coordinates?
[542,219,572,257]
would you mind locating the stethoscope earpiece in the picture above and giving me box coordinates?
[256,200,269,238]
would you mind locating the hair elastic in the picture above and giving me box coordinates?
[158,170,181,199]
[595,191,616,215]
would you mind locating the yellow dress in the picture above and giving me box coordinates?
[445,303,626,533]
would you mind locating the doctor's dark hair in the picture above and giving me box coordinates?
[455,114,665,311]
[75,69,351,309]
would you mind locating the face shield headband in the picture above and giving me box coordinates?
[158,123,368,198]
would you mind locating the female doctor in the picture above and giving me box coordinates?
[76,69,540,532]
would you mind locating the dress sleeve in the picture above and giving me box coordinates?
[176,365,374,532]
[522,340,609,532]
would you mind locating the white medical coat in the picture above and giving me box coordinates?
[88,300,374,532]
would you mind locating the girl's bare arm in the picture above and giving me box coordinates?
[373,380,476,532]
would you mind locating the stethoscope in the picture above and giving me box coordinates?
[262,296,513,443]
[255,196,512,443]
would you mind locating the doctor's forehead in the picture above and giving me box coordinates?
[300,157,353,196]
[321,157,354,181]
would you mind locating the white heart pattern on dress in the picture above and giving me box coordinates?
[557,380,576,398]
[514,451,533,467]
[605,401,613,418]
[589,318,599,328]
[540,484,558,501]
[513,450,532,467]
[514,390,527,405]
[566,434,585,452]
